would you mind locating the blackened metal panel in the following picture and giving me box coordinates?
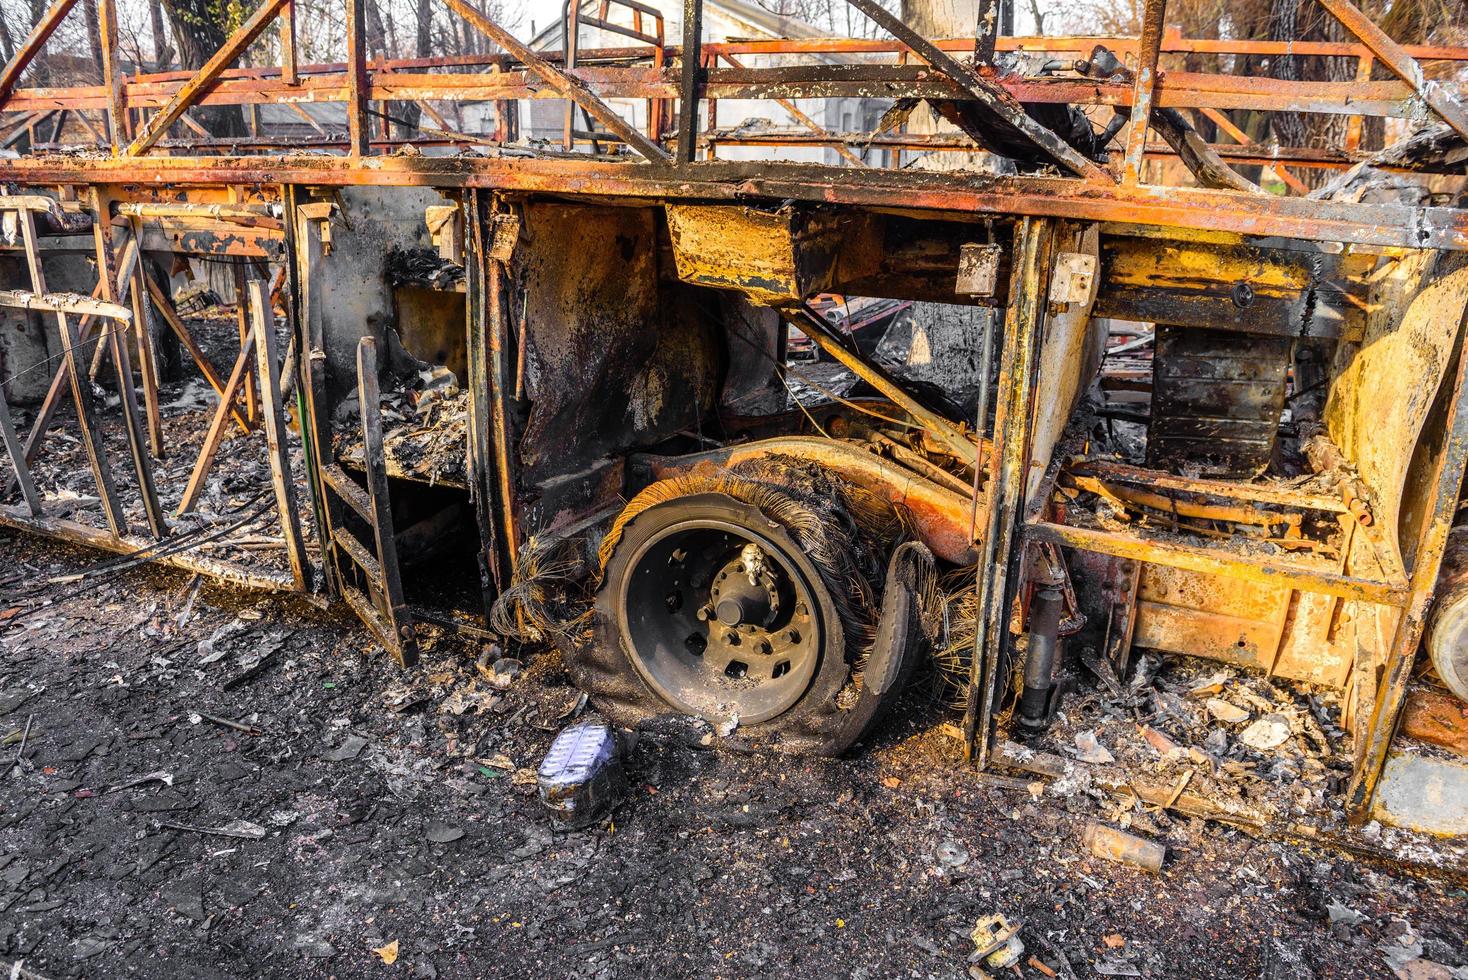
[1147,325,1291,478]
[515,201,719,487]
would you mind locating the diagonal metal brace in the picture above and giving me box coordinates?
[1317,0,1468,142]
[0,0,79,110]
[441,0,670,164]
[840,0,1114,182]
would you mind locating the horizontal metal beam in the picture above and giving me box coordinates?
[0,66,1433,124]
[0,288,131,320]
[1026,519,1408,605]
[2,153,1466,252]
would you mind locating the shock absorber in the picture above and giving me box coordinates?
[1018,585,1065,731]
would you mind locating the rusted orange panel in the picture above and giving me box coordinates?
[1131,565,1355,686]
[664,204,882,305]
[1402,690,1468,757]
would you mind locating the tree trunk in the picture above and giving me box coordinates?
[159,0,247,137]
[147,1,174,70]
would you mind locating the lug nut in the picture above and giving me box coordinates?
[756,640,772,655]
[722,631,740,646]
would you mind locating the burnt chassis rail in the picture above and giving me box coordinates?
[0,0,1466,825]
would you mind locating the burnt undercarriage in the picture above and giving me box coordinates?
[2,0,1468,849]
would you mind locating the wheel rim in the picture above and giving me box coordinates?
[616,517,825,725]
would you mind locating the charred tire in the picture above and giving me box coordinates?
[572,474,889,754]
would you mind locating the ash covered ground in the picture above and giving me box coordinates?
[1,532,1467,980]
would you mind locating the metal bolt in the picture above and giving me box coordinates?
[722,631,739,646]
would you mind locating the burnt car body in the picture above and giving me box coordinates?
[1,0,1468,835]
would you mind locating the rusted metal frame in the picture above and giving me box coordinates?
[1026,521,1407,605]
[352,336,418,667]
[125,0,291,156]
[0,289,129,319]
[485,208,520,578]
[707,129,1357,172]
[441,0,669,164]
[463,191,502,616]
[15,203,129,535]
[1344,311,1468,823]
[840,0,1113,182]
[1070,458,1348,512]
[247,279,312,592]
[0,505,296,592]
[1122,0,1167,184]
[702,34,1468,61]
[1198,107,1309,194]
[116,201,275,222]
[122,218,164,457]
[280,0,298,87]
[5,63,1436,120]
[96,0,129,151]
[91,193,166,538]
[282,185,336,597]
[718,53,865,167]
[6,238,138,490]
[242,278,311,592]
[1317,0,1468,142]
[0,381,43,516]
[345,0,370,157]
[175,329,257,517]
[7,155,1468,254]
[966,216,1055,766]
[675,0,702,164]
[233,265,258,426]
[784,306,977,467]
[1344,54,1374,152]
[0,0,78,110]
[144,276,251,434]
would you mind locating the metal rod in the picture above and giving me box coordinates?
[249,280,312,593]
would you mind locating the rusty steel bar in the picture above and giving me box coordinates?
[840,0,1113,182]
[1071,457,1348,512]
[784,306,979,467]
[125,0,291,156]
[0,381,42,516]
[969,217,1055,766]
[92,198,166,539]
[0,0,78,110]
[16,206,129,536]
[345,0,370,156]
[2,62,1448,120]
[0,289,131,320]
[1122,0,1166,183]
[675,0,702,163]
[95,0,126,151]
[175,331,257,517]
[125,220,166,457]
[441,0,671,163]
[4,153,1467,254]
[1027,520,1408,605]
[280,0,298,86]
[144,276,251,434]
[0,503,298,591]
[1317,0,1468,141]
[248,280,311,592]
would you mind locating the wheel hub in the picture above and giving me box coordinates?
[615,518,824,725]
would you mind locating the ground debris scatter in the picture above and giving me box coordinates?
[0,533,1466,979]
